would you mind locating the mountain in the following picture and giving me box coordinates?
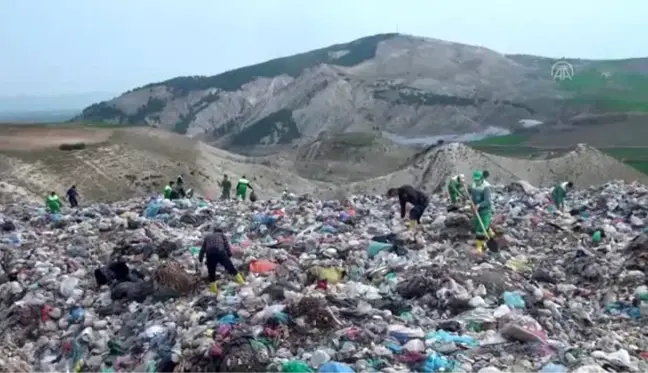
[76,34,648,151]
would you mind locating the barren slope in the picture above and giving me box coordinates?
[77,33,648,154]
[345,143,648,195]
[294,132,416,182]
[0,125,324,204]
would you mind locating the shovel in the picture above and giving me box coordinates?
[463,185,499,252]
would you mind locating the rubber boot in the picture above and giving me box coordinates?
[234,272,245,285]
[475,240,485,254]
[208,281,219,293]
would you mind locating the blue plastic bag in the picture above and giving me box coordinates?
[318,362,355,373]
[541,363,567,373]
[367,241,392,258]
[69,306,85,323]
[420,354,452,373]
[503,291,526,309]
[218,314,238,325]
[144,201,161,218]
[8,232,21,246]
[253,213,277,226]
[426,330,476,347]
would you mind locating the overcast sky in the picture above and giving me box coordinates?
[1,0,646,96]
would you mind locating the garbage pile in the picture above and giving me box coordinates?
[1,181,648,373]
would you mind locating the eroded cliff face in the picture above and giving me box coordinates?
[79,33,639,151]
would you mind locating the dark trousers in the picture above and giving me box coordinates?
[408,202,428,223]
[205,250,238,282]
[69,197,78,208]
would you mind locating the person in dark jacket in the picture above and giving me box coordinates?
[66,185,79,207]
[387,185,429,229]
[199,227,245,292]
[176,174,186,198]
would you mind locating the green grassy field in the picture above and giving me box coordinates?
[469,134,648,175]
[558,67,648,112]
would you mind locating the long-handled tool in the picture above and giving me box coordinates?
[463,184,499,252]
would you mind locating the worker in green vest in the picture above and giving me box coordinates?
[163,181,174,199]
[447,174,466,204]
[235,176,253,201]
[45,191,62,213]
[469,170,493,254]
[551,181,573,211]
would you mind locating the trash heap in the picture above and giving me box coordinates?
[1,181,648,373]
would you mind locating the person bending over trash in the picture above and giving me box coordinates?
[387,185,429,230]
[46,191,63,213]
[66,185,79,208]
[469,170,493,254]
[235,176,253,201]
[199,226,245,293]
[447,174,466,204]
[551,181,573,211]
[219,174,232,200]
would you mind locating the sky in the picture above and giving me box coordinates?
[1,0,646,97]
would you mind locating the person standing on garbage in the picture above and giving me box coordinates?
[199,226,245,292]
[176,174,186,198]
[163,181,174,199]
[219,174,232,200]
[66,185,79,208]
[45,191,63,213]
[551,181,574,211]
[447,174,466,204]
[469,170,493,253]
[387,185,429,229]
[235,176,253,201]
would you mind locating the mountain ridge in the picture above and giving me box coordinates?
[76,33,648,152]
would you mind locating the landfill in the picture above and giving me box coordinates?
[1,180,648,373]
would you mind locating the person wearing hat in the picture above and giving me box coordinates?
[447,174,466,204]
[551,181,574,212]
[469,170,493,254]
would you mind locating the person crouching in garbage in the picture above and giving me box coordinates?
[447,174,466,205]
[469,170,494,254]
[46,191,63,213]
[199,226,245,293]
[387,185,429,230]
[551,181,573,212]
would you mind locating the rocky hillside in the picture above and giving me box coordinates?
[77,33,648,151]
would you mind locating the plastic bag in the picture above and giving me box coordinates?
[282,360,313,372]
[318,362,355,373]
[541,363,567,373]
[249,259,278,274]
[503,291,526,309]
[144,200,161,218]
[367,241,392,257]
[420,354,452,373]
[249,190,258,202]
[60,277,79,297]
